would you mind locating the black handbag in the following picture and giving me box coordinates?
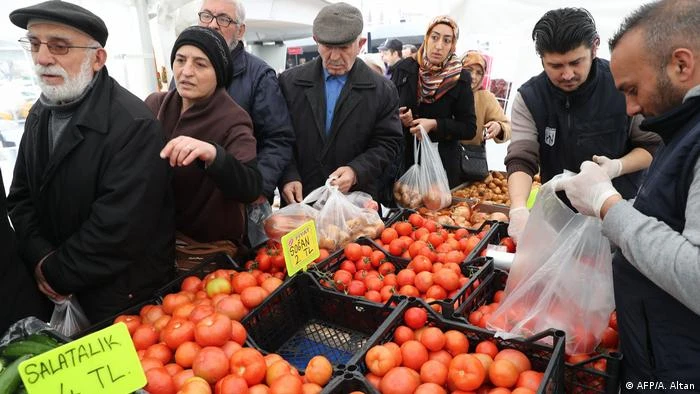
[460,142,489,181]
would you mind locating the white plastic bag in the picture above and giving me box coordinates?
[487,175,615,354]
[50,295,90,337]
[304,181,384,251]
[263,203,319,242]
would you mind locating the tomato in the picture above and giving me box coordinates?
[433,268,460,291]
[364,275,383,292]
[400,340,429,371]
[214,295,248,321]
[370,250,386,268]
[420,359,448,385]
[396,269,416,287]
[462,235,481,254]
[429,349,453,366]
[494,349,531,374]
[160,319,194,350]
[346,280,367,296]
[231,272,257,294]
[261,277,283,294]
[365,345,397,376]
[414,271,434,293]
[144,343,173,365]
[132,324,159,351]
[181,276,203,293]
[178,376,212,394]
[230,320,247,345]
[141,357,164,372]
[516,370,544,391]
[420,327,446,352]
[599,327,619,349]
[474,340,499,359]
[269,374,303,394]
[398,284,420,297]
[332,270,352,292]
[356,257,373,272]
[344,242,364,261]
[425,285,448,300]
[229,347,267,386]
[175,341,202,369]
[499,237,516,253]
[512,388,537,394]
[249,384,271,394]
[447,354,486,391]
[305,355,333,386]
[189,304,215,324]
[472,353,493,374]
[404,307,428,329]
[194,313,231,347]
[192,346,229,384]
[339,259,357,274]
[395,222,413,237]
[114,315,141,335]
[378,262,396,275]
[141,305,166,325]
[393,325,414,345]
[172,369,195,389]
[408,213,425,228]
[379,367,421,394]
[415,382,447,394]
[266,359,295,385]
[493,290,505,303]
[443,330,469,356]
[144,366,176,394]
[240,286,269,309]
[164,363,183,376]
[489,359,519,388]
[609,310,618,330]
[215,375,248,394]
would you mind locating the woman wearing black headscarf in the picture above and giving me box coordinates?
[392,16,477,188]
[145,26,261,244]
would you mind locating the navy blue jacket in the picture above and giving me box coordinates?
[613,96,700,390]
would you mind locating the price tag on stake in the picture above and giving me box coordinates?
[282,220,320,276]
[19,322,146,394]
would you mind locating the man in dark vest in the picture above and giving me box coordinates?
[558,0,700,389]
[504,7,661,244]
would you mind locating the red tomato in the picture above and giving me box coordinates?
[447,354,486,391]
[499,237,516,253]
[404,307,428,329]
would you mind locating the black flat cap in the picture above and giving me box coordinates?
[10,0,108,47]
[313,2,363,46]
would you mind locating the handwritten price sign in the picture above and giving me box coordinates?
[282,220,320,276]
[19,322,146,394]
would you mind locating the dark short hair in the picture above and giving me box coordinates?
[609,0,700,69]
[532,7,598,57]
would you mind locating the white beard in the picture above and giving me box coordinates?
[34,55,94,103]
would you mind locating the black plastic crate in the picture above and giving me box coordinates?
[453,267,622,394]
[241,272,405,373]
[465,221,510,261]
[380,207,407,225]
[322,369,377,394]
[566,352,622,394]
[349,298,566,394]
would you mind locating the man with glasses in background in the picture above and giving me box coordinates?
[8,0,175,323]
[197,0,294,247]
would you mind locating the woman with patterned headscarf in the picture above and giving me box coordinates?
[461,50,511,146]
[391,16,477,188]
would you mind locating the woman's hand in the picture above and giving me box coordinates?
[483,121,502,140]
[399,106,414,128]
[409,118,438,139]
[160,136,217,167]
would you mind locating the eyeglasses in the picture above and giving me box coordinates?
[198,11,238,27]
[18,37,99,55]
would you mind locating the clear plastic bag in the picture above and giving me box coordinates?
[304,181,384,251]
[393,127,451,210]
[263,202,319,242]
[49,295,90,337]
[416,126,451,210]
[487,176,615,354]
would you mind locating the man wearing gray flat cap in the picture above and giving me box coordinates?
[278,2,403,206]
[8,0,175,324]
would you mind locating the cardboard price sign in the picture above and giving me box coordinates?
[19,322,146,394]
[282,220,320,276]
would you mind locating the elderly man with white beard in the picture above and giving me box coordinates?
[7,0,176,324]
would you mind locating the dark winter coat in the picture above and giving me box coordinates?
[391,57,477,188]
[8,68,176,323]
[0,171,52,334]
[278,57,403,200]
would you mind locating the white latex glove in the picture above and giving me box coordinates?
[555,161,622,218]
[592,155,622,179]
[507,207,529,245]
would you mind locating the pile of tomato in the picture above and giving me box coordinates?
[361,306,546,394]
[113,268,339,393]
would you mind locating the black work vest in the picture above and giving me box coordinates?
[518,58,641,200]
[612,97,700,390]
